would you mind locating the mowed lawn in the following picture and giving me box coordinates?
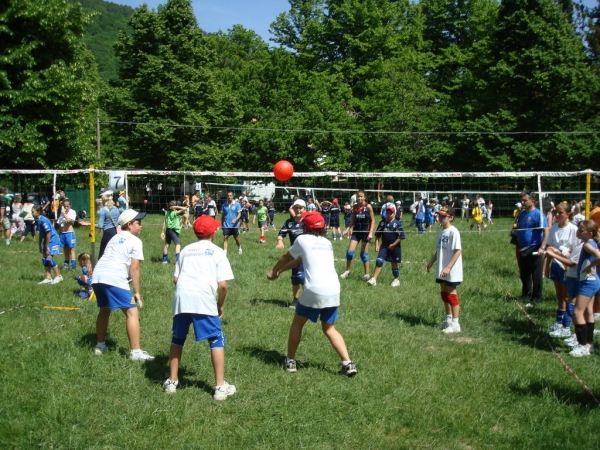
[1,215,598,449]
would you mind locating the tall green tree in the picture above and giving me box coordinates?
[461,0,599,170]
[104,0,240,170]
[0,0,102,169]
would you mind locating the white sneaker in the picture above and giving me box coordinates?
[238,247,242,255]
[52,275,63,284]
[564,335,578,348]
[548,323,563,332]
[339,271,350,279]
[130,350,155,361]
[213,381,236,400]
[569,344,591,357]
[38,278,53,284]
[94,345,107,355]
[390,279,400,287]
[362,274,371,281]
[443,323,461,334]
[437,319,451,329]
[549,327,571,338]
[162,378,179,394]
[367,278,377,286]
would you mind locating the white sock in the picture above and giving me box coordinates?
[446,315,452,322]
[452,318,459,325]
[342,360,351,366]
[96,342,106,348]
[286,356,294,363]
[131,348,141,354]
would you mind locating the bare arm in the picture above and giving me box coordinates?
[267,252,295,280]
[440,249,462,277]
[426,251,438,273]
[217,280,228,318]
[130,258,143,308]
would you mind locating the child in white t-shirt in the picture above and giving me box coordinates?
[162,215,236,400]
[426,207,463,334]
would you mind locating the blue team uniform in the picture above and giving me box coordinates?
[321,205,331,227]
[221,201,242,228]
[351,203,372,242]
[279,218,305,285]
[241,204,249,223]
[194,201,204,219]
[329,204,341,227]
[375,218,406,264]
[268,205,276,223]
[37,215,60,266]
[343,206,352,227]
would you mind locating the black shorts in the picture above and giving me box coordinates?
[223,227,240,236]
[165,228,180,245]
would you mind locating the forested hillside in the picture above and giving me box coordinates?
[1,0,599,172]
[70,0,134,81]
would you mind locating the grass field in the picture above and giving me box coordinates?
[1,215,599,449]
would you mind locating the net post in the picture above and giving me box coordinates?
[537,174,544,228]
[585,169,591,220]
[89,167,96,266]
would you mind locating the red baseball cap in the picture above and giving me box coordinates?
[193,216,221,237]
[386,205,396,214]
[301,211,325,230]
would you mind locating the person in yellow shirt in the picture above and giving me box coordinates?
[469,203,483,234]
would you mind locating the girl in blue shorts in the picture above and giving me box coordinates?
[569,220,600,357]
[340,191,375,281]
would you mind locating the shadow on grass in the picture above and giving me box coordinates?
[143,354,214,395]
[388,312,437,328]
[249,298,291,308]
[77,332,117,350]
[494,317,551,351]
[509,379,599,410]
[240,346,328,372]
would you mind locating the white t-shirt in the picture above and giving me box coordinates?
[435,225,463,282]
[172,240,234,316]
[288,234,340,308]
[92,231,144,291]
[566,241,584,278]
[547,222,578,270]
[206,199,217,217]
[58,208,77,231]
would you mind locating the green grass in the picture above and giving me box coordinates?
[1,216,599,449]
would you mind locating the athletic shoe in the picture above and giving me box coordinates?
[443,323,461,334]
[564,336,578,348]
[339,271,350,279]
[525,299,541,308]
[130,350,155,361]
[162,261,168,264]
[63,263,69,269]
[52,275,63,284]
[367,278,377,286]
[94,345,107,355]
[362,274,371,281]
[338,362,357,377]
[569,344,591,357]
[39,278,53,284]
[238,247,242,255]
[436,319,451,329]
[213,381,236,401]
[289,299,298,309]
[548,323,563,332]
[162,378,179,394]
[390,279,400,287]
[549,327,571,338]
[285,359,297,373]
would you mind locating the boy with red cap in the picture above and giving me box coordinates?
[163,215,236,400]
[426,207,463,333]
[367,205,406,287]
[267,211,357,376]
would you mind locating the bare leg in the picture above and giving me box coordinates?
[211,347,225,386]
[122,307,141,350]
[169,344,183,381]
[287,314,309,359]
[223,235,229,251]
[96,306,111,342]
[321,322,350,361]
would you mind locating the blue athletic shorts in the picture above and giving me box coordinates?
[550,262,566,283]
[566,277,578,299]
[436,278,461,287]
[223,227,239,236]
[578,279,600,298]
[92,283,136,310]
[295,302,339,324]
[59,232,76,249]
[377,246,401,263]
[351,231,371,243]
[172,314,224,349]
[165,228,180,245]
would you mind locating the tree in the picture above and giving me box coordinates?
[104,0,241,170]
[0,0,102,169]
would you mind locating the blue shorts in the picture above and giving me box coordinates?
[549,262,566,283]
[295,302,339,324]
[330,218,340,227]
[291,264,305,286]
[351,231,371,243]
[93,283,136,310]
[578,279,600,298]
[165,228,180,245]
[223,227,239,236]
[172,314,224,349]
[566,277,578,299]
[377,246,401,263]
[43,243,60,256]
[436,278,461,287]
[60,232,76,249]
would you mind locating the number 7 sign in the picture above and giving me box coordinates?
[109,171,126,191]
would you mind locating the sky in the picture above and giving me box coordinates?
[115,0,290,43]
